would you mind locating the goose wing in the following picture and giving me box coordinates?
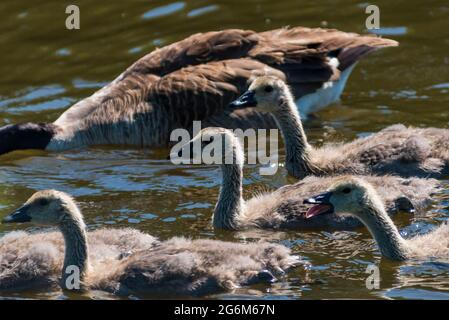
[55,27,397,131]
[123,27,397,81]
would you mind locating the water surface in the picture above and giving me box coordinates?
[1,0,449,300]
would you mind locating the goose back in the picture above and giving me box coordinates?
[102,238,299,296]
[311,125,449,178]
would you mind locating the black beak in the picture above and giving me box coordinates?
[2,205,32,223]
[229,90,257,109]
[303,192,333,205]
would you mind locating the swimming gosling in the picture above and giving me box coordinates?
[304,177,449,261]
[178,127,439,230]
[0,190,300,296]
[230,76,449,179]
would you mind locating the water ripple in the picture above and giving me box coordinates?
[142,2,185,20]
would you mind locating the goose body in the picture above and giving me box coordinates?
[0,191,300,295]
[183,128,439,230]
[0,228,157,291]
[0,27,397,156]
[304,177,449,261]
[230,76,449,179]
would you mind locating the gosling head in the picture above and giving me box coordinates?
[2,190,83,227]
[229,76,290,113]
[178,127,244,166]
[303,177,384,220]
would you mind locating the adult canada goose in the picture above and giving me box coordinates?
[178,127,439,230]
[0,27,397,156]
[0,190,300,295]
[230,76,449,179]
[304,177,449,261]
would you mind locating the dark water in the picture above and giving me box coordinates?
[1,0,449,300]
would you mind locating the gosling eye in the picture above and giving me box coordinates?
[39,199,49,206]
[342,188,352,194]
[264,85,273,93]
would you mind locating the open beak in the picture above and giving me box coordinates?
[229,90,257,109]
[303,192,334,219]
[2,205,32,223]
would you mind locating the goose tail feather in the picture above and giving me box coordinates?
[337,37,399,71]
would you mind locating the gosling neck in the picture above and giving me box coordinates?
[58,206,90,290]
[355,202,409,261]
[273,92,316,179]
[214,147,244,230]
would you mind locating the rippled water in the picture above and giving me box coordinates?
[1,0,449,300]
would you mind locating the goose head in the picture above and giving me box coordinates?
[2,190,83,227]
[181,127,244,166]
[229,76,288,113]
[303,177,384,220]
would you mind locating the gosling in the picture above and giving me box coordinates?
[177,127,439,230]
[230,76,449,179]
[0,190,300,295]
[304,177,449,261]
